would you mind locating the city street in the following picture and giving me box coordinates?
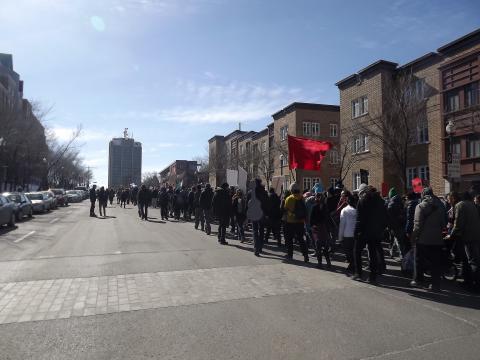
[0,202,478,359]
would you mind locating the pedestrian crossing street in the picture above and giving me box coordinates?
[0,263,356,325]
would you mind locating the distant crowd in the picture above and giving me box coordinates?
[87,180,480,293]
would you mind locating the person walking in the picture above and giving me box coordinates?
[353,184,387,284]
[338,193,357,274]
[247,179,269,256]
[121,188,128,208]
[193,185,204,230]
[116,188,122,204]
[387,187,407,257]
[232,189,247,242]
[284,183,309,262]
[159,187,169,220]
[448,191,480,292]
[89,185,97,217]
[212,183,231,245]
[137,185,150,220]
[310,192,331,268]
[265,188,282,246]
[200,184,214,235]
[98,186,108,217]
[411,187,447,291]
[108,188,115,206]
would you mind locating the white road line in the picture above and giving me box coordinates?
[49,218,59,224]
[14,231,36,243]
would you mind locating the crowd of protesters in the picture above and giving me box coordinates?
[89,179,480,293]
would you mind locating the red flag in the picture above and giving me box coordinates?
[287,135,333,171]
[412,177,423,194]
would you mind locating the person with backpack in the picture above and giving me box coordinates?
[284,183,309,262]
[212,183,232,245]
[247,179,269,256]
[232,189,247,242]
[200,184,214,235]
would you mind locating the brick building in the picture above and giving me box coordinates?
[336,28,480,196]
[208,102,340,193]
[159,160,198,188]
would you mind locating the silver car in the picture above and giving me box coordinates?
[0,195,16,227]
[26,192,51,213]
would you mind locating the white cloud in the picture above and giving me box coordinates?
[111,80,304,124]
[51,126,114,142]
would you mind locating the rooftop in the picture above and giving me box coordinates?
[272,102,340,120]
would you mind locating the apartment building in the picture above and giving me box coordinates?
[336,28,480,195]
[271,102,340,192]
[159,160,198,188]
[208,102,340,193]
[108,136,142,188]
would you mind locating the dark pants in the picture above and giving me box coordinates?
[343,237,355,271]
[218,216,229,243]
[252,220,264,254]
[194,208,204,229]
[160,205,168,220]
[313,225,330,265]
[354,236,382,279]
[90,201,96,216]
[203,209,212,233]
[139,203,148,219]
[285,222,308,259]
[99,202,106,217]
[265,218,281,245]
[414,244,443,288]
[463,241,480,289]
[237,216,246,241]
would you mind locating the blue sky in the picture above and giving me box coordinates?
[1,0,479,186]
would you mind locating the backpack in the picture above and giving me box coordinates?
[293,198,307,221]
[247,189,263,221]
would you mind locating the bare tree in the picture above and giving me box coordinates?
[336,125,363,184]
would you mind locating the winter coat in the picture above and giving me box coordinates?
[451,200,480,245]
[158,191,169,206]
[200,188,213,210]
[232,196,247,222]
[405,198,419,235]
[387,195,406,230]
[193,191,201,208]
[310,201,329,228]
[98,189,108,204]
[285,194,305,224]
[89,188,97,202]
[355,191,387,240]
[247,186,269,216]
[412,195,446,246]
[267,192,282,221]
[339,205,357,241]
[212,188,231,218]
[137,188,150,205]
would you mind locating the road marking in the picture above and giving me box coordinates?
[49,218,59,224]
[14,231,36,243]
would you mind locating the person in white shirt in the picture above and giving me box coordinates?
[339,193,357,274]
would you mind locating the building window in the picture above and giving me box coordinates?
[406,166,429,188]
[465,82,479,108]
[352,172,361,191]
[445,91,460,112]
[419,166,429,182]
[262,141,267,152]
[303,177,312,192]
[330,178,338,189]
[280,126,288,141]
[329,124,338,137]
[312,178,320,187]
[467,138,480,158]
[303,122,311,136]
[352,96,368,118]
[417,123,429,144]
[240,144,245,155]
[352,135,369,154]
[312,123,319,136]
[406,167,418,188]
[329,149,339,164]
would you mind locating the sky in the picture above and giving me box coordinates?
[0,0,479,186]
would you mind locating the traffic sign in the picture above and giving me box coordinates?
[447,153,460,179]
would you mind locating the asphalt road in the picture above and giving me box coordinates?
[0,201,479,359]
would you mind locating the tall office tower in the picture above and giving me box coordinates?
[108,129,142,188]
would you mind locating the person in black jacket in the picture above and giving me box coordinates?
[158,187,169,220]
[405,191,419,252]
[353,184,387,283]
[200,184,214,235]
[232,189,247,242]
[310,192,331,268]
[247,179,269,255]
[265,188,282,246]
[212,183,231,244]
[387,187,407,257]
[98,186,108,217]
[137,185,150,220]
[193,185,204,230]
[89,185,97,217]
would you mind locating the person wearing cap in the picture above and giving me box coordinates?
[212,182,232,245]
[353,184,387,283]
[284,183,309,262]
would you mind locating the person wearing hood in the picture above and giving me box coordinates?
[411,187,446,291]
[387,187,407,257]
[353,184,387,283]
[284,183,309,262]
[212,183,231,244]
[448,191,480,292]
[200,184,214,235]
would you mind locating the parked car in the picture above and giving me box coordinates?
[0,195,16,227]
[43,191,58,209]
[26,192,51,213]
[66,190,82,203]
[2,192,33,221]
[50,188,68,207]
[75,187,88,199]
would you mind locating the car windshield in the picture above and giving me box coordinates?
[51,190,63,195]
[7,194,21,203]
[26,193,43,200]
